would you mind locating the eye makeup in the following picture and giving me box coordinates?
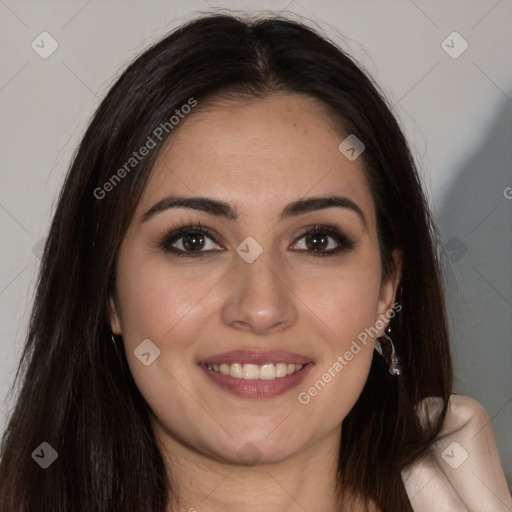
[155,219,357,258]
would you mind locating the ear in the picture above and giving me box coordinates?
[376,249,402,334]
[108,294,122,335]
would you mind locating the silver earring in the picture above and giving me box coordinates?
[375,326,402,376]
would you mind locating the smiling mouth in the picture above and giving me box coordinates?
[197,349,314,398]
[199,361,313,399]
[206,362,304,380]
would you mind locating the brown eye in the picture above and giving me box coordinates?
[168,230,221,254]
[158,224,223,257]
[304,232,330,251]
[291,224,356,256]
[181,232,206,251]
[158,222,356,258]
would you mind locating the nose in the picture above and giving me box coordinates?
[220,248,298,336]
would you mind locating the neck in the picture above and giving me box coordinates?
[152,418,346,512]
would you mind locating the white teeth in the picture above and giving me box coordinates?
[206,362,305,380]
[276,363,287,377]
[230,363,243,378]
[243,364,260,379]
[260,364,276,380]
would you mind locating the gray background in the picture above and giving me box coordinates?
[1,0,511,489]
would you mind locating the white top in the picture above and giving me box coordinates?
[402,394,512,511]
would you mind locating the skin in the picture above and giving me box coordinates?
[110,93,401,512]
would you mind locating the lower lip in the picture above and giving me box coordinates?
[199,363,314,399]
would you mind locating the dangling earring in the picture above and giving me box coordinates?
[375,326,402,376]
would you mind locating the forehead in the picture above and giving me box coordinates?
[137,93,375,223]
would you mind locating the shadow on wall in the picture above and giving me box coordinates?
[438,99,512,486]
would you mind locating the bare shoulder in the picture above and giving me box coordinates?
[414,393,490,435]
[441,393,490,434]
[403,393,512,511]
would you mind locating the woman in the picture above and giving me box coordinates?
[0,12,509,512]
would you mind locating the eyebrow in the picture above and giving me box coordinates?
[141,195,367,227]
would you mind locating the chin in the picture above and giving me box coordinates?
[204,432,306,467]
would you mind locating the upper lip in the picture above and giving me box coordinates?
[198,349,314,366]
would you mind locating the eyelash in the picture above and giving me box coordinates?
[157,220,356,258]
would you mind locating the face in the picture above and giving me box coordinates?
[110,93,400,465]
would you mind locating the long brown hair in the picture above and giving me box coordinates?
[0,12,452,511]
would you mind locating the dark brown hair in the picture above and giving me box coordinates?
[0,12,452,511]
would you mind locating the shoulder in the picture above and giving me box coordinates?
[420,393,490,434]
[402,394,512,512]
[443,393,490,428]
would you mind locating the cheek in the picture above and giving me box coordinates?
[292,256,382,421]
[114,249,229,415]
[297,343,374,437]
[296,295,377,433]
[114,254,218,433]
[297,255,383,347]
[115,251,218,347]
